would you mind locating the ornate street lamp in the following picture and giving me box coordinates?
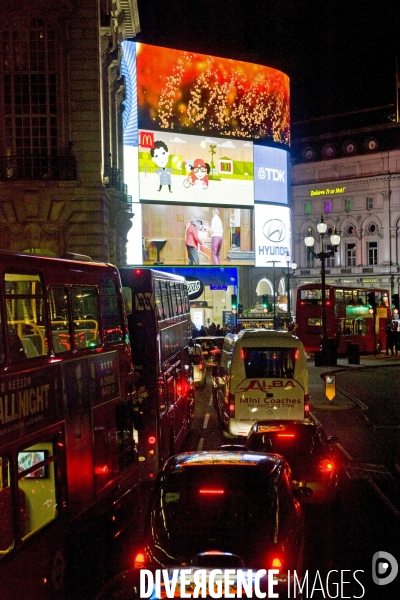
[304,216,341,342]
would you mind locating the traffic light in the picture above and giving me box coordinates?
[262,294,269,312]
[392,293,399,317]
[238,303,243,315]
[231,294,237,314]
[367,291,376,314]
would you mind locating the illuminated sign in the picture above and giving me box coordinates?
[310,187,346,196]
[254,146,290,205]
[138,129,254,206]
[254,205,292,267]
[128,42,290,145]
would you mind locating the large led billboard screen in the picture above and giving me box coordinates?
[254,204,292,268]
[254,145,290,205]
[138,129,254,206]
[123,41,290,146]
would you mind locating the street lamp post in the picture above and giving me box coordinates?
[267,260,279,329]
[304,216,341,361]
[281,256,297,319]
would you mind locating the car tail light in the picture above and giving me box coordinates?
[134,551,146,569]
[294,349,299,360]
[148,435,156,457]
[199,363,204,370]
[199,488,225,495]
[271,557,282,569]
[228,393,235,418]
[277,433,295,438]
[304,394,310,417]
[318,458,335,474]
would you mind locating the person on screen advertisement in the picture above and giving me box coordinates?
[150,141,173,192]
[188,158,210,195]
[209,208,223,264]
[185,219,201,265]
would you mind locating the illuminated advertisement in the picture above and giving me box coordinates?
[130,42,290,145]
[138,129,254,206]
[254,145,290,205]
[127,203,254,266]
[254,204,292,268]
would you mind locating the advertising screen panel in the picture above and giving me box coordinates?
[137,129,254,206]
[126,203,255,267]
[254,145,290,205]
[122,41,290,146]
[254,204,292,267]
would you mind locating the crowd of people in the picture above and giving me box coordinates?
[191,321,243,338]
[386,320,400,356]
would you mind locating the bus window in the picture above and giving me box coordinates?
[4,272,48,358]
[49,286,72,353]
[18,442,57,540]
[71,286,101,349]
[122,286,133,315]
[160,281,172,319]
[100,278,124,343]
[0,456,13,553]
[355,319,367,335]
[171,283,182,316]
[154,280,164,320]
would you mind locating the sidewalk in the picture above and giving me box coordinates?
[307,353,399,411]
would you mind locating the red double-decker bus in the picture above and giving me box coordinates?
[295,283,390,354]
[0,251,139,599]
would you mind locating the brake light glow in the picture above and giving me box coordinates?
[271,557,282,568]
[199,489,225,495]
[199,363,204,370]
[277,434,295,438]
[228,393,235,418]
[294,349,299,360]
[134,551,146,568]
[319,458,334,473]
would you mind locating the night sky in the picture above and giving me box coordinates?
[136,0,400,126]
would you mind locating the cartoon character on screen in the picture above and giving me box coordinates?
[150,141,173,193]
[188,158,210,194]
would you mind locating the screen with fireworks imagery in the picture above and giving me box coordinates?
[131,42,290,146]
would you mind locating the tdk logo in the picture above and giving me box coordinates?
[257,167,285,182]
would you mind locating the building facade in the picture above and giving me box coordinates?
[0,0,139,263]
[290,121,400,308]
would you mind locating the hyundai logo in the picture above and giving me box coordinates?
[263,219,286,242]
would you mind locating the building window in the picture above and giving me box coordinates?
[305,202,311,215]
[324,201,332,213]
[346,224,356,236]
[366,197,374,210]
[367,222,377,234]
[346,243,356,267]
[325,244,335,268]
[0,19,59,178]
[306,247,314,268]
[345,198,352,212]
[367,242,378,266]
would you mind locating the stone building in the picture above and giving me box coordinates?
[290,116,400,304]
[0,0,139,263]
